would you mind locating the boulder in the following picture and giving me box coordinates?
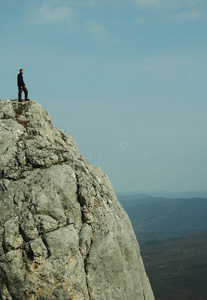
[0,100,154,300]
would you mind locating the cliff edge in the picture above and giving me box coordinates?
[0,100,154,300]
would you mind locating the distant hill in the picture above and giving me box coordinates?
[118,194,207,240]
[117,191,207,198]
[118,193,207,300]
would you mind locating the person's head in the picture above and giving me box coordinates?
[19,69,24,74]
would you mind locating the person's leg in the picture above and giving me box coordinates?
[22,86,28,100]
[18,87,22,101]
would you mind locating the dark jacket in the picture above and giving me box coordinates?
[17,73,25,87]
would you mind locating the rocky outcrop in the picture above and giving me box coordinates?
[0,99,154,300]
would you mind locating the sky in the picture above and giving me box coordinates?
[1,0,207,193]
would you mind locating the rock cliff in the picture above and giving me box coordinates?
[0,99,154,300]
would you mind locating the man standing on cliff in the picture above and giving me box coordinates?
[17,69,29,102]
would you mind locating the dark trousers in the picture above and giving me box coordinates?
[18,86,28,101]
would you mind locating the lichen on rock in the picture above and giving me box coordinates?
[0,99,154,300]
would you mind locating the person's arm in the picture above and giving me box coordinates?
[22,74,25,87]
[17,74,20,87]
[17,74,24,88]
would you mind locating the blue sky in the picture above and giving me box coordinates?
[1,0,207,193]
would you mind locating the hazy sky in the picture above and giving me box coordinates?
[1,0,207,193]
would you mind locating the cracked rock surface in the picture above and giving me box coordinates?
[0,100,154,300]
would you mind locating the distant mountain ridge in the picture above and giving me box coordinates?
[118,193,207,240]
[117,191,207,198]
[118,192,207,300]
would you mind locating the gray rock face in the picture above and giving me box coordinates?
[0,100,154,300]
